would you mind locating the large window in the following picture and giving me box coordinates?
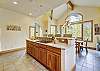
[66,23,82,37]
[65,13,83,38]
[83,20,93,42]
[65,13,93,42]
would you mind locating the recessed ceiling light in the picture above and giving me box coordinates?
[40,5,43,7]
[29,13,32,16]
[13,1,18,5]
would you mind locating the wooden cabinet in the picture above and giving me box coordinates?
[31,43,38,60]
[32,44,35,57]
[38,47,47,66]
[26,40,32,55]
[47,51,61,71]
[34,45,39,59]
[26,40,61,71]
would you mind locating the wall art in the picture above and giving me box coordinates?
[95,24,100,35]
[7,25,21,31]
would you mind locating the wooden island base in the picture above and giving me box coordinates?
[26,39,75,71]
[26,40,61,71]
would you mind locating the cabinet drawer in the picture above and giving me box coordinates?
[47,46,61,54]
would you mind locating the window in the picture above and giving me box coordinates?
[35,24,40,37]
[29,26,35,39]
[50,25,57,35]
[83,20,93,42]
[66,23,82,37]
[65,13,83,25]
[65,13,93,42]
[29,22,42,38]
[65,13,83,37]
[61,25,66,35]
[57,25,61,34]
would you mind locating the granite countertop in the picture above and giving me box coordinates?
[27,39,75,50]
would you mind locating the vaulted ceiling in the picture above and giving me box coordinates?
[0,0,65,17]
[52,0,100,20]
[0,0,100,18]
[71,0,100,7]
[53,3,67,20]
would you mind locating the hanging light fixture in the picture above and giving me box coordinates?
[50,10,53,20]
[65,1,74,26]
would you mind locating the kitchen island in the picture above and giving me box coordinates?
[26,38,75,71]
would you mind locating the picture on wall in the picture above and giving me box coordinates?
[95,24,100,35]
[6,25,21,31]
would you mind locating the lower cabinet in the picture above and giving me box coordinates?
[38,47,47,66]
[26,40,61,71]
[34,46,39,59]
[32,45,35,57]
[47,51,61,71]
[26,41,32,55]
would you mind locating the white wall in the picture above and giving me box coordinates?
[0,26,1,51]
[0,8,33,51]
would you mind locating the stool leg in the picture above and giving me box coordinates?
[86,48,88,52]
[76,47,77,53]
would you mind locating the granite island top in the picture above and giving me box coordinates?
[27,39,75,50]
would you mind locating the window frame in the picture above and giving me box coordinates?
[29,26,36,38]
[65,13,93,42]
[50,25,57,35]
[65,13,83,24]
[65,13,83,38]
[68,22,82,38]
[82,20,93,42]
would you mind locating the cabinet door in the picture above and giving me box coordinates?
[27,41,32,55]
[26,41,30,54]
[29,43,33,55]
[34,46,39,59]
[47,51,61,71]
[39,47,47,66]
[32,44,35,58]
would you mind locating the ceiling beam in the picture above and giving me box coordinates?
[67,1,74,10]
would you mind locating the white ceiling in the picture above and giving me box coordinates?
[53,3,67,20]
[0,0,65,17]
[71,0,100,7]
[0,0,100,18]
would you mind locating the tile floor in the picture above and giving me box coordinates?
[76,49,100,71]
[0,49,100,71]
[0,50,48,71]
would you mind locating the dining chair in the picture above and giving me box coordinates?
[80,39,88,53]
